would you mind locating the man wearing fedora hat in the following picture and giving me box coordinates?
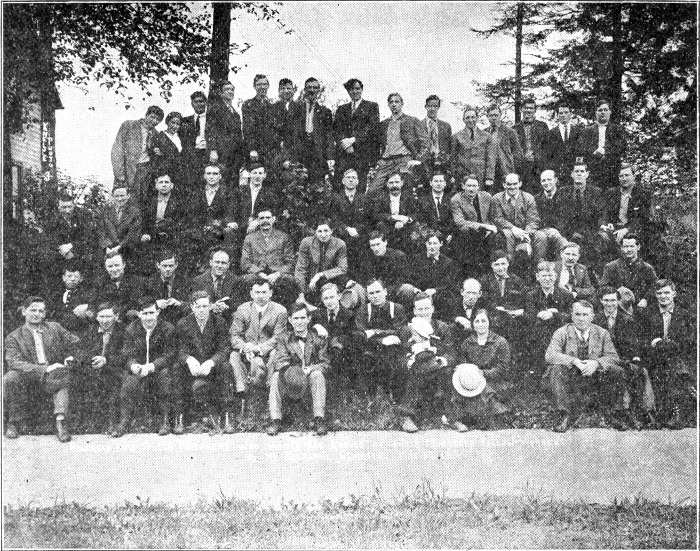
[268,302,330,436]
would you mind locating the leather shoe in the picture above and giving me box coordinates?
[314,417,328,436]
[56,418,71,443]
[223,412,236,434]
[453,421,469,433]
[112,418,130,438]
[173,414,185,435]
[158,417,171,436]
[553,411,571,433]
[5,423,19,439]
[607,410,630,431]
[266,420,281,436]
[401,416,419,433]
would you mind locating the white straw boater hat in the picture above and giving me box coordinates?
[452,363,486,398]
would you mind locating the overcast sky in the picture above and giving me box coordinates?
[55,1,515,187]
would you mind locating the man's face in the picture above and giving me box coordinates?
[191,297,211,324]
[619,168,635,190]
[157,257,178,280]
[315,224,332,243]
[473,312,489,334]
[22,301,46,325]
[112,188,130,209]
[166,116,181,134]
[221,83,235,102]
[290,309,310,334]
[250,283,272,306]
[342,171,359,191]
[655,285,676,308]
[304,80,320,102]
[425,236,441,258]
[536,268,556,290]
[366,282,387,306]
[204,166,222,187]
[463,110,477,128]
[321,287,340,312]
[487,109,501,127]
[413,298,434,319]
[105,256,125,280]
[388,95,403,115]
[461,281,481,308]
[596,103,611,124]
[279,83,294,102]
[96,308,117,332]
[144,113,162,129]
[522,103,536,123]
[571,304,594,331]
[557,106,572,125]
[621,238,640,261]
[491,258,509,278]
[250,167,266,187]
[430,175,446,195]
[58,200,75,218]
[600,293,618,315]
[62,270,82,289]
[571,165,588,185]
[257,210,274,231]
[155,175,174,195]
[462,178,479,198]
[138,305,159,330]
[561,247,580,266]
[425,99,440,120]
[254,78,269,98]
[369,237,387,257]
[386,174,403,194]
[191,95,207,114]
[503,175,521,197]
[540,170,557,194]
[210,251,230,277]
[347,82,363,102]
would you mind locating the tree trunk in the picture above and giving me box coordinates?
[209,2,231,91]
[514,2,524,122]
[610,4,624,122]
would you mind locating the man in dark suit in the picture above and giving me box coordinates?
[637,279,696,429]
[140,173,183,254]
[353,230,410,300]
[143,249,189,325]
[270,77,299,159]
[554,241,595,301]
[368,171,417,252]
[179,91,209,198]
[479,250,526,346]
[329,168,368,276]
[114,296,177,437]
[415,170,455,244]
[514,97,550,194]
[291,77,335,184]
[48,193,95,265]
[189,248,241,322]
[546,102,581,186]
[97,185,142,260]
[369,93,429,196]
[576,99,627,189]
[452,278,492,339]
[174,290,234,435]
[451,106,493,186]
[533,169,567,258]
[206,80,244,183]
[600,233,658,309]
[333,78,380,192]
[92,252,144,322]
[423,95,452,173]
[233,163,277,235]
[484,104,523,193]
[241,74,279,166]
[52,261,94,337]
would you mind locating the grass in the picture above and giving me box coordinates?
[4,487,697,549]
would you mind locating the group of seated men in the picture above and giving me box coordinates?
[4,76,694,442]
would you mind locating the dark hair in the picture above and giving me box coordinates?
[165,111,182,125]
[490,249,508,263]
[387,92,403,103]
[596,99,611,108]
[572,299,595,312]
[253,74,268,85]
[279,77,293,88]
[486,103,501,113]
[425,94,441,106]
[153,170,172,182]
[344,78,363,91]
[366,278,385,290]
[597,285,617,300]
[431,169,447,180]
[424,230,444,243]
[190,290,210,304]
[289,301,310,317]
[473,308,490,321]
[621,233,640,245]
[253,203,275,217]
[137,295,157,311]
[251,277,271,289]
[154,248,178,265]
[190,91,207,102]
[95,301,115,314]
[57,192,73,203]
[655,279,676,292]
[555,101,571,112]
[313,216,333,230]
[386,171,404,183]
[104,251,124,264]
[145,105,165,120]
[368,229,387,242]
[462,173,479,185]
[22,295,46,308]
[413,292,433,305]
[522,96,537,108]
[305,77,319,86]
[62,260,83,274]
[203,163,223,175]
[320,282,339,295]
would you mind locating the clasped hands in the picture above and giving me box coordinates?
[185,356,214,377]
[573,358,599,377]
[130,362,156,377]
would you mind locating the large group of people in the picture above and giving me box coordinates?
[4,75,695,443]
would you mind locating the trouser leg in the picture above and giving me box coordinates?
[3,371,30,424]
[268,371,283,420]
[309,370,326,418]
[546,363,575,413]
[155,368,172,416]
[119,373,143,420]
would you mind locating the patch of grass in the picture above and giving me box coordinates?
[4,489,697,549]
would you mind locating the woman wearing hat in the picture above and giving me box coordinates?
[449,308,512,431]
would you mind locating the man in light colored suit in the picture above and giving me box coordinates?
[423,95,452,173]
[451,106,492,186]
[97,185,142,259]
[111,105,164,209]
[544,300,631,432]
[484,104,523,193]
[553,241,595,301]
[229,278,288,406]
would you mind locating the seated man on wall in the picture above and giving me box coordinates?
[189,248,241,323]
[637,279,696,429]
[532,169,568,263]
[51,260,94,338]
[97,185,142,261]
[353,229,411,302]
[229,278,288,413]
[329,168,368,277]
[415,170,455,246]
[544,300,632,433]
[92,252,145,322]
[368,171,418,253]
[353,278,408,401]
[48,192,95,266]
[4,295,79,442]
[140,172,183,255]
[114,296,177,437]
[267,302,330,437]
[553,241,596,302]
[175,290,234,435]
[143,249,190,326]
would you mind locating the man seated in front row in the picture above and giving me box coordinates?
[113,296,177,438]
[175,290,234,435]
[4,295,79,442]
[544,300,632,433]
[229,278,288,414]
[267,302,330,437]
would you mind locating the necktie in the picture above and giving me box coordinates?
[435,196,441,218]
[607,316,615,330]
[568,266,575,288]
[32,330,47,364]
[662,310,671,339]
[116,207,122,222]
[306,102,314,133]
[430,120,438,152]
[101,332,111,356]
[564,125,569,143]
[351,101,357,114]
[63,290,71,305]
[473,196,483,223]
[470,128,474,141]
[213,276,221,299]
[499,277,506,297]
[577,336,588,360]
[195,115,200,135]
[163,280,171,299]
[576,189,583,206]
[329,311,335,325]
